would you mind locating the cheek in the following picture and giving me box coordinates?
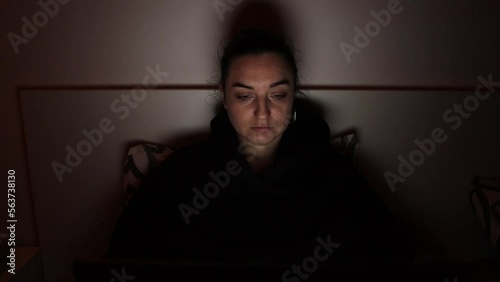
[272,105,292,127]
[227,108,250,131]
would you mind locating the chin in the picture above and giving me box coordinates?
[245,133,280,147]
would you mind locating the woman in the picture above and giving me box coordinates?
[106,29,415,268]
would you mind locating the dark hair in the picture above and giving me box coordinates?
[216,29,304,97]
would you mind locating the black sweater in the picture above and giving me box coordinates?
[106,103,415,266]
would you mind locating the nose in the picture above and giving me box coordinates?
[254,97,271,119]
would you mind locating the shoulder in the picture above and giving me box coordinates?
[127,140,215,203]
[317,143,370,191]
[155,140,213,174]
[326,143,356,167]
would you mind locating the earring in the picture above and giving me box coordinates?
[290,108,297,124]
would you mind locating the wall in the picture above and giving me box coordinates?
[1,0,499,280]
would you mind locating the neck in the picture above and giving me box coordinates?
[239,138,282,173]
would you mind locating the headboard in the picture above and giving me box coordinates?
[20,88,500,281]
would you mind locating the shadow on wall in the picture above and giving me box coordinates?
[223,0,291,42]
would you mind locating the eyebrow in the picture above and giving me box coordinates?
[232,79,290,90]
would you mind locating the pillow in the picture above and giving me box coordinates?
[470,176,500,256]
[122,132,359,206]
[330,131,359,166]
[122,143,175,205]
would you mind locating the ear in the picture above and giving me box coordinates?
[219,84,227,110]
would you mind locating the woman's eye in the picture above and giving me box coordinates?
[272,94,287,99]
[236,95,251,101]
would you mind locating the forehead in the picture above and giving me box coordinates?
[227,53,293,81]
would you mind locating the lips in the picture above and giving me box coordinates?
[250,126,272,132]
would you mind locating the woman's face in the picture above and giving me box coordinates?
[222,53,295,148]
